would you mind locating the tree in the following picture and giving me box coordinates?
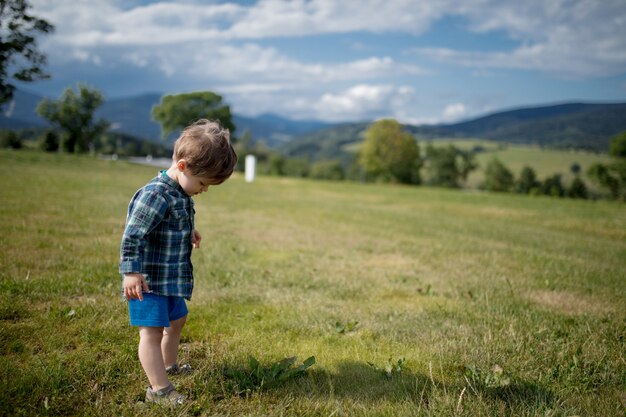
[0,0,54,105]
[234,129,253,171]
[587,132,626,200]
[515,165,539,194]
[310,160,344,181]
[586,132,626,200]
[36,84,109,153]
[152,91,235,139]
[587,163,621,199]
[284,157,309,178]
[540,174,565,197]
[425,145,460,188]
[609,131,626,158]
[358,119,421,184]
[266,154,285,176]
[483,158,514,192]
[38,129,58,152]
[458,150,478,183]
[423,144,477,188]
[0,129,21,148]
[567,177,588,199]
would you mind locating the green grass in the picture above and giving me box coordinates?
[421,139,612,188]
[1,150,625,416]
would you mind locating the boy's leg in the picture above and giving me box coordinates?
[138,326,171,391]
[162,315,187,368]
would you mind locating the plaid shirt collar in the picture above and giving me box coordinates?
[157,170,186,196]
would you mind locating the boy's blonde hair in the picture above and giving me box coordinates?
[173,119,238,183]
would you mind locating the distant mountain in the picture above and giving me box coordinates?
[235,113,332,147]
[281,102,626,161]
[97,93,163,140]
[427,102,626,149]
[0,89,166,139]
[0,89,48,129]
[2,90,624,156]
[0,89,332,146]
[280,122,369,163]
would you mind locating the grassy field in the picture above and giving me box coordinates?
[0,150,625,416]
[420,139,612,189]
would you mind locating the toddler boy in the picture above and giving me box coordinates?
[119,119,237,405]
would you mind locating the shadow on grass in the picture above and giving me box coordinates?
[475,380,556,410]
[461,364,556,410]
[305,360,434,404]
[209,357,557,414]
[212,358,438,408]
[303,362,557,415]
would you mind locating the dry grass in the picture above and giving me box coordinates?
[527,289,617,316]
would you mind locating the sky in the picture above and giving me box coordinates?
[18,0,626,125]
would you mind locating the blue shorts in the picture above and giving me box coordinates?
[128,292,188,327]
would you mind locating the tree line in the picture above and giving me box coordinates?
[0,84,232,158]
[236,118,626,202]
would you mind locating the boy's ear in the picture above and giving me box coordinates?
[175,159,187,171]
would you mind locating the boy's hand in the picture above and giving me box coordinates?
[123,273,149,301]
[192,229,202,249]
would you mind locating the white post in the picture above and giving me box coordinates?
[245,154,256,183]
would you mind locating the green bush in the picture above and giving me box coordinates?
[0,130,22,149]
[567,177,588,199]
[540,174,565,197]
[515,166,539,194]
[284,157,309,178]
[38,130,59,152]
[483,158,514,192]
[310,160,344,181]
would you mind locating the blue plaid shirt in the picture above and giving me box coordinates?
[119,171,195,300]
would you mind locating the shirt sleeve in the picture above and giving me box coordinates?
[119,188,169,274]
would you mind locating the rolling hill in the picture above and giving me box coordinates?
[1,89,624,156]
[281,102,626,161]
[0,89,331,147]
[427,102,626,149]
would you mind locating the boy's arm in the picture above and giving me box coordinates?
[119,189,169,279]
[192,229,201,249]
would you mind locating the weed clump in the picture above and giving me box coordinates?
[223,356,316,395]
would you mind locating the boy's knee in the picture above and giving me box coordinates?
[164,319,186,337]
[139,326,164,341]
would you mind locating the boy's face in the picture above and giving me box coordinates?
[174,160,219,196]
[179,170,218,196]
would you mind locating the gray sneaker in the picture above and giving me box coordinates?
[145,384,185,405]
[166,363,193,375]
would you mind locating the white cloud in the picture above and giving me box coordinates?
[32,0,626,78]
[414,0,626,78]
[25,0,626,122]
[72,50,103,66]
[225,0,447,38]
[32,0,243,46]
[125,43,424,85]
[33,0,433,46]
[441,103,467,122]
[310,84,415,122]
[122,52,149,68]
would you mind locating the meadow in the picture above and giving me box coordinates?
[420,139,612,190]
[0,150,624,416]
[348,138,612,190]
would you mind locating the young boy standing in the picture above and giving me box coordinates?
[119,119,237,405]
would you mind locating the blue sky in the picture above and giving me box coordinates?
[19,0,626,124]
